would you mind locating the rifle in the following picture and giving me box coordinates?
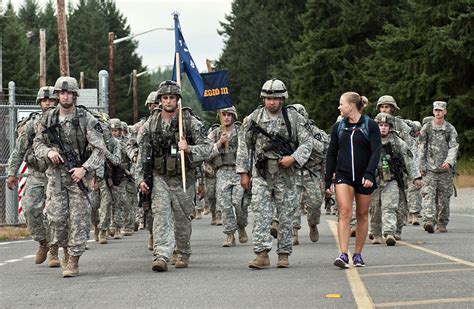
[384,143,408,204]
[248,120,318,178]
[43,123,92,206]
[138,152,154,210]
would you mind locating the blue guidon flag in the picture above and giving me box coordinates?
[200,70,233,111]
[172,13,205,101]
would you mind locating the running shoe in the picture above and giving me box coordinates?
[334,253,350,269]
[352,253,366,267]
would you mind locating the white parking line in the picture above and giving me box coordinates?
[0,239,33,246]
[4,259,23,263]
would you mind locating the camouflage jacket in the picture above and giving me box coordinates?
[33,105,107,176]
[207,123,240,168]
[378,133,421,186]
[236,106,313,175]
[418,120,459,173]
[7,112,48,175]
[135,109,211,185]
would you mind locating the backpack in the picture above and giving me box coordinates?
[337,115,370,141]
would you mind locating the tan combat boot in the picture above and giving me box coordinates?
[62,256,80,277]
[35,240,49,264]
[411,214,420,226]
[270,221,278,238]
[48,244,61,267]
[61,247,70,268]
[407,213,413,225]
[122,229,133,236]
[350,226,357,237]
[195,208,203,220]
[277,254,289,268]
[248,250,270,269]
[210,210,217,225]
[152,258,168,272]
[99,230,108,244]
[371,236,383,244]
[108,228,115,237]
[292,228,299,246]
[309,224,319,242]
[170,251,177,265]
[148,234,154,251]
[385,234,397,246]
[175,256,189,268]
[237,226,248,243]
[202,206,210,215]
[223,232,236,247]
[436,224,447,233]
[114,227,123,239]
[215,211,223,226]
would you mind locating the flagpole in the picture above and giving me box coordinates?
[176,52,187,192]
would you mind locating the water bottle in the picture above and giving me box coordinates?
[382,157,391,181]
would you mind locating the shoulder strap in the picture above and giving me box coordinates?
[337,115,370,141]
[281,107,292,142]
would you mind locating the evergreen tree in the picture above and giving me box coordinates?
[1,3,37,93]
[364,0,473,155]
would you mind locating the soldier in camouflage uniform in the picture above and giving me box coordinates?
[33,76,107,277]
[121,120,138,234]
[207,106,248,247]
[136,81,210,272]
[288,104,328,244]
[7,86,58,266]
[128,91,160,249]
[376,95,417,238]
[370,113,422,246]
[89,112,120,245]
[418,101,459,233]
[236,79,313,269]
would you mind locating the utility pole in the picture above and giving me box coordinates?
[56,0,69,76]
[79,72,84,89]
[0,0,3,100]
[108,32,115,117]
[39,28,46,87]
[132,69,137,124]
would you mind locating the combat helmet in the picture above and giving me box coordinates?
[53,76,80,96]
[36,86,57,104]
[422,116,434,125]
[376,95,399,110]
[157,80,182,99]
[260,79,288,99]
[145,91,158,106]
[288,104,308,119]
[374,112,394,127]
[121,121,128,133]
[219,106,238,119]
[109,118,122,129]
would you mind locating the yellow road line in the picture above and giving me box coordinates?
[375,297,474,308]
[398,240,474,267]
[368,262,457,269]
[360,267,472,277]
[327,220,375,309]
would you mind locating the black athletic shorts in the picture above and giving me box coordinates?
[335,173,377,195]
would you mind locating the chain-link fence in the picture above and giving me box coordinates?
[0,71,109,225]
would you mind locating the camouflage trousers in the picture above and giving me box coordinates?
[396,186,408,234]
[251,173,297,255]
[370,180,399,236]
[45,169,91,256]
[216,167,247,234]
[151,173,194,262]
[407,180,422,214]
[123,180,138,231]
[421,171,454,225]
[294,170,323,229]
[111,183,126,229]
[204,176,217,212]
[22,172,49,242]
[96,178,113,231]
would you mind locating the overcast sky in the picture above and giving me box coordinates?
[7,0,233,73]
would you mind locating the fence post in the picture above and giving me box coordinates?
[98,70,109,114]
[6,81,18,225]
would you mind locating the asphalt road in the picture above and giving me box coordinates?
[1,188,473,308]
